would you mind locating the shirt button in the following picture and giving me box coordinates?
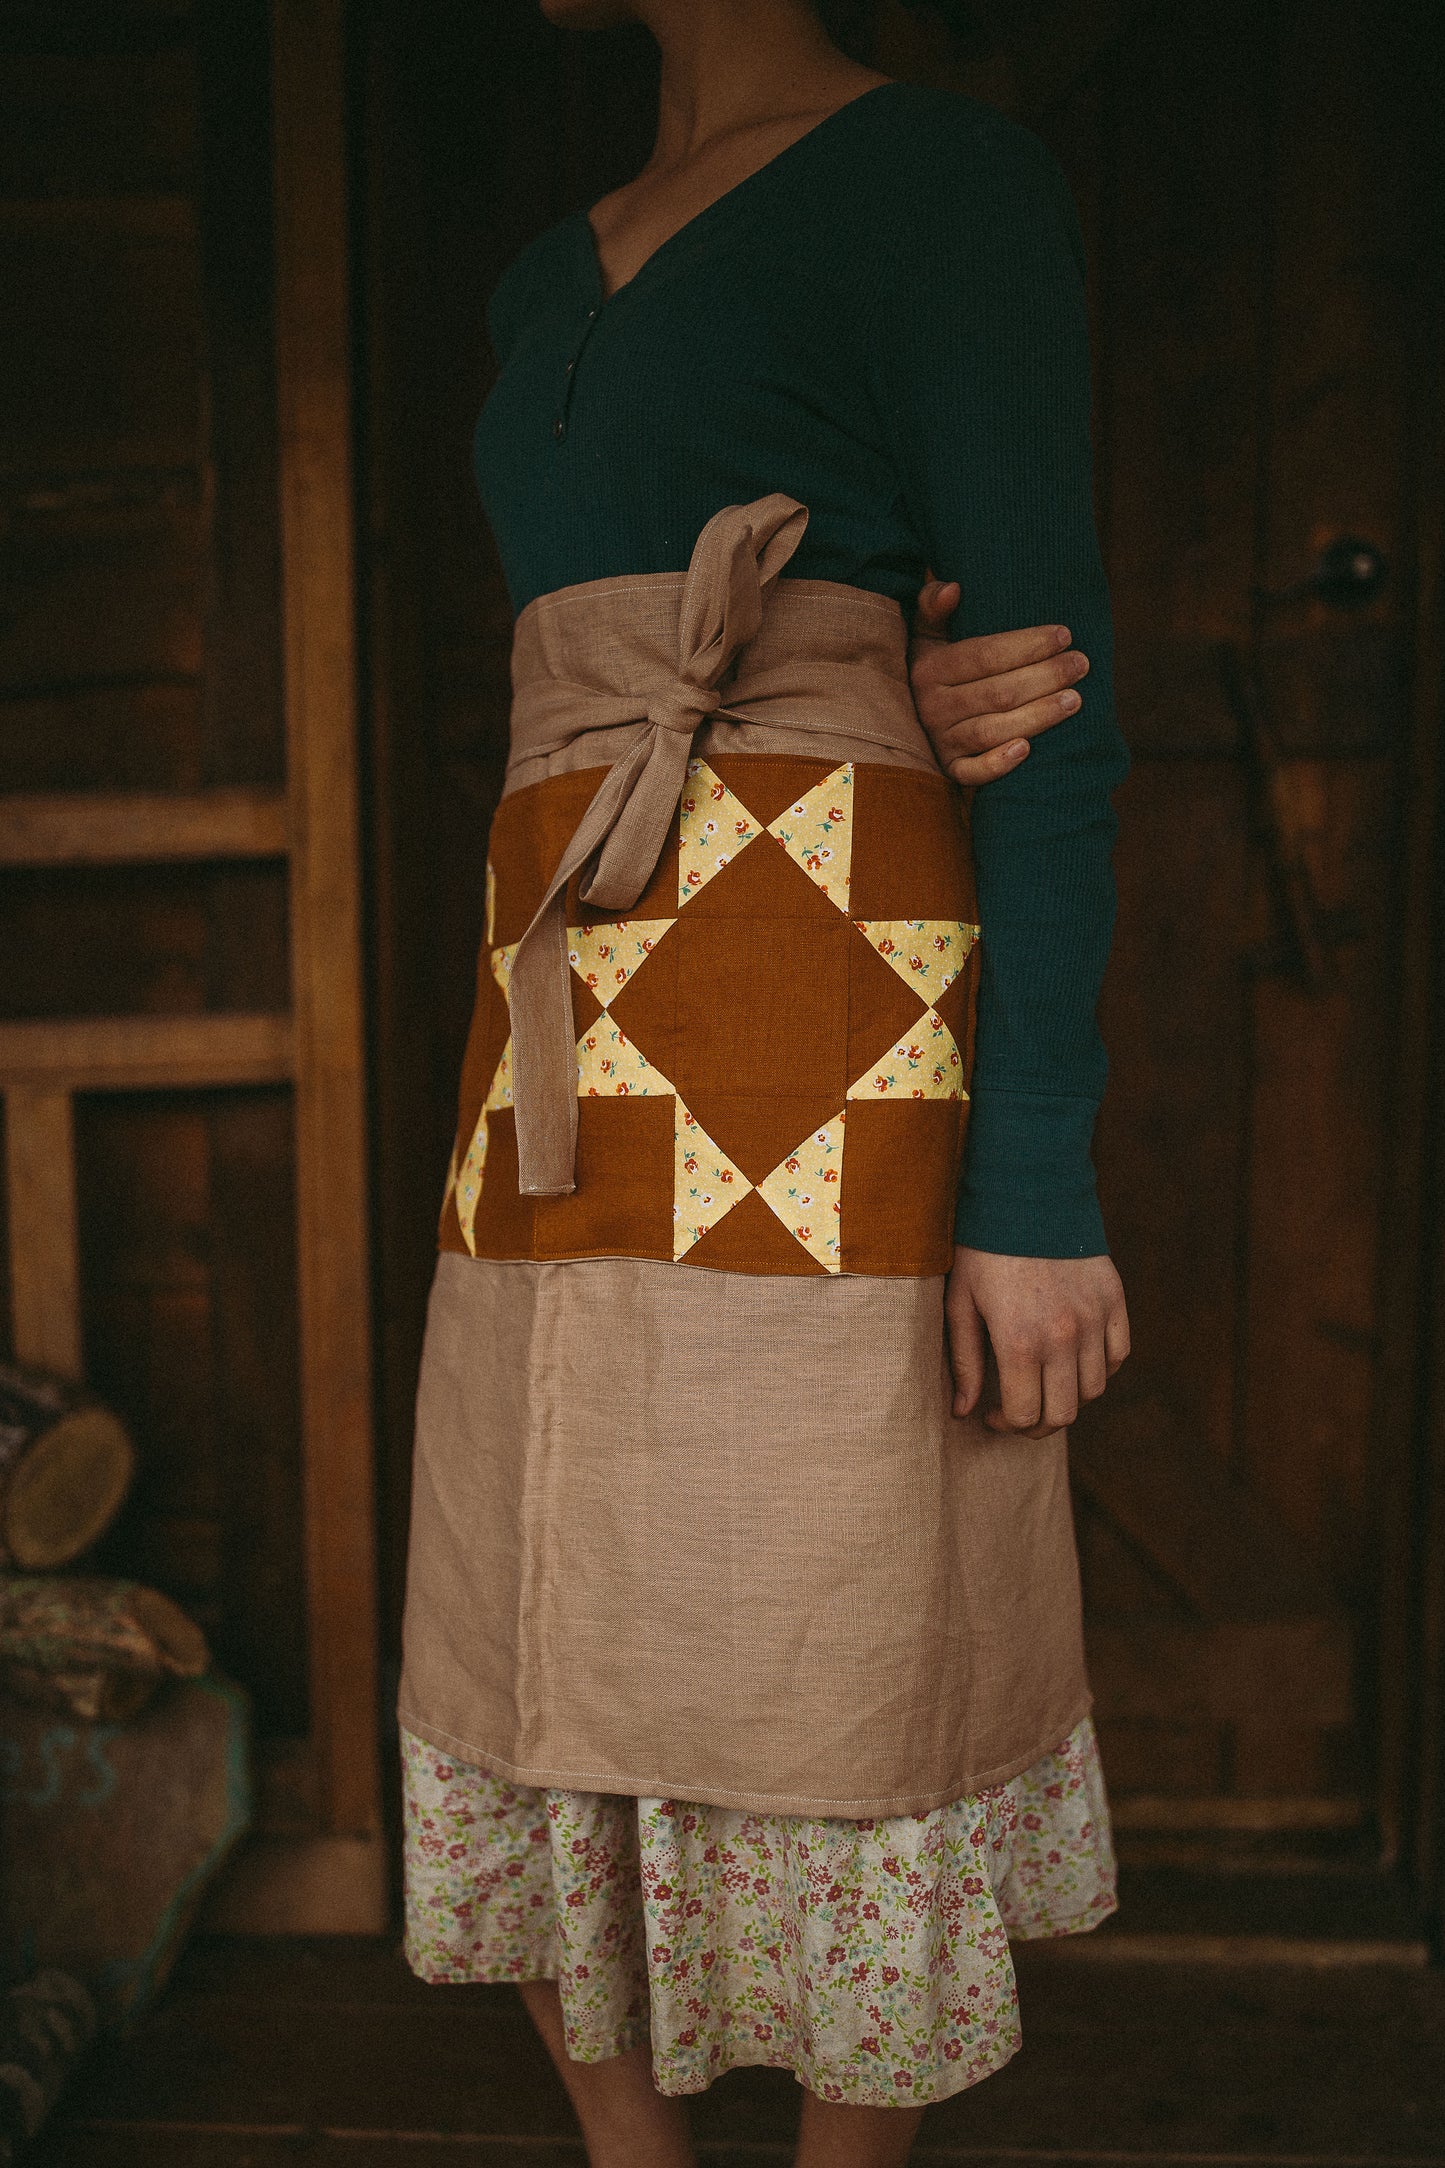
[565,358,576,373]
[586,307,598,321]
[553,416,566,440]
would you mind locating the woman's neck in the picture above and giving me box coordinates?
[635,0,880,165]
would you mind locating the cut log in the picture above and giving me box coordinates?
[0,1576,208,1723]
[0,1365,134,1570]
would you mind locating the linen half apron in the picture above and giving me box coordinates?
[397,494,1099,1820]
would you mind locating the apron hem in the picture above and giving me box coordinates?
[395,1692,1097,1820]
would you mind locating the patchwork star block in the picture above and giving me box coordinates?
[446,755,980,1277]
[674,1104,753,1259]
[757,1114,845,1271]
[847,1009,965,1101]
[678,759,761,906]
[766,764,853,909]
[568,919,675,1007]
[852,920,977,998]
[576,1020,671,1098]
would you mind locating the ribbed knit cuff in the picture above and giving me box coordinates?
[953,1088,1108,1258]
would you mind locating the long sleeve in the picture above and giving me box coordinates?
[864,107,1130,1257]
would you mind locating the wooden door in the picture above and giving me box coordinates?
[360,0,1445,1913]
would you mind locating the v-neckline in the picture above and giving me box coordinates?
[577,78,901,311]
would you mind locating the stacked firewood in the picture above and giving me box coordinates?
[0,1362,208,1719]
[0,1361,247,2157]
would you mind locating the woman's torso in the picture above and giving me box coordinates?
[475,80,999,617]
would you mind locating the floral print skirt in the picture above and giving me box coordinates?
[400,1715,1117,2108]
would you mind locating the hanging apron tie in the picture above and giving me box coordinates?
[504,492,944,1196]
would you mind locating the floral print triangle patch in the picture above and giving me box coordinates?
[678,759,761,907]
[765,763,853,910]
[847,1009,965,1100]
[577,1020,672,1098]
[756,1113,845,1271]
[673,1104,753,1259]
[568,920,675,1007]
[852,919,977,998]
[454,1038,515,1257]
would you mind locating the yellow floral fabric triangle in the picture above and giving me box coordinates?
[673,1104,753,1258]
[454,1038,515,1257]
[678,759,761,907]
[756,1114,846,1271]
[765,763,854,910]
[852,919,977,998]
[577,1020,671,1098]
[491,940,520,994]
[847,1008,965,1101]
[568,920,674,1007]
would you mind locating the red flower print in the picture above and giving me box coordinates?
[860,2035,880,2055]
[754,2022,773,2042]
[893,2071,914,2089]
[828,804,844,822]
[710,781,725,802]
[882,1965,900,1986]
[943,2038,963,2061]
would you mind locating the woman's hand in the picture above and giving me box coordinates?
[910,572,1091,786]
[945,1247,1130,1438]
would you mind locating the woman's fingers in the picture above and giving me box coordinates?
[914,572,960,638]
[924,652,1089,727]
[944,1276,988,1419]
[944,739,1032,786]
[910,616,1076,685]
[934,689,1081,781]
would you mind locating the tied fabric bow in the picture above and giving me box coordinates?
[507,492,810,1196]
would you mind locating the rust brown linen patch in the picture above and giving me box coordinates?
[437,755,979,1277]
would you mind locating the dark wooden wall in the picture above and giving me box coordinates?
[0,2,307,1737]
[359,0,1445,1895]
